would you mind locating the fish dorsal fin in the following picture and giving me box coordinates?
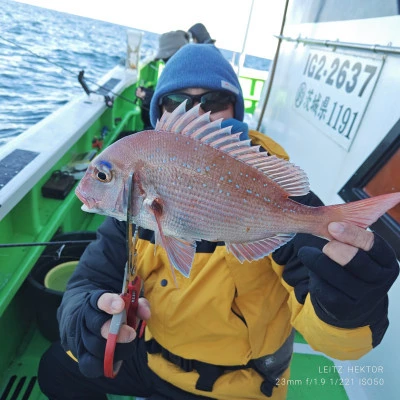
[182,112,213,136]
[155,101,192,131]
[248,155,310,196]
[156,109,169,129]
[189,118,223,140]
[157,102,310,196]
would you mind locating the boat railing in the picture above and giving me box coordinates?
[237,66,268,116]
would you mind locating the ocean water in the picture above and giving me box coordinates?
[0,0,270,146]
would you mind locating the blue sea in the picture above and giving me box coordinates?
[0,0,270,146]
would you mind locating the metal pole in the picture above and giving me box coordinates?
[275,35,400,55]
[256,0,290,131]
[237,0,256,77]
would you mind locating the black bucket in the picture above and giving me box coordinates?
[25,232,96,342]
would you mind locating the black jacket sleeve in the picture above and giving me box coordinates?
[57,217,134,377]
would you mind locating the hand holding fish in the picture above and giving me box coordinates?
[298,223,399,326]
[323,221,374,266]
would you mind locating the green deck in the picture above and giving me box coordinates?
[0,325,131,399]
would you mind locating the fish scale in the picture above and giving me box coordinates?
[76,102,400,277]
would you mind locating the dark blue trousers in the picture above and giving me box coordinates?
[38,339,212,400]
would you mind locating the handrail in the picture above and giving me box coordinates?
[275,35,400,55]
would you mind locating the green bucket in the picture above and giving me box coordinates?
[25,232,96,342]
[44,261,79,292]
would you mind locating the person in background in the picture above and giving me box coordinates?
[154,30,190,62]
[136,30,189,128]
[38,44,399,400]
[187,23,216,44]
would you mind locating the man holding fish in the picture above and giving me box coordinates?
[38,44,399,400]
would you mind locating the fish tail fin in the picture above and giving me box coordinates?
[319,192,400,237]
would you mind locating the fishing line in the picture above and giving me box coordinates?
[0,35,78,77]
[0,34,138,106]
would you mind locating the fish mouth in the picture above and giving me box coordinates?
[75,187,99,209]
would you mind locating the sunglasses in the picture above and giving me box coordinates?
[159,90,236,114]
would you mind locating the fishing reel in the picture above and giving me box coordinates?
[104,95,114,108]
[78,70,114,108]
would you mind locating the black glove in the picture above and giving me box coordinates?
[73,291,137,378]
[298,233,399,337]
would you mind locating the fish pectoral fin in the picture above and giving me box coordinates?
[226,234,295,263]
[145,196,196,278]
[154,230,162,254]
[162,236,197,278]
[154,231,196,278]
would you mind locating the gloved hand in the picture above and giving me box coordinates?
[221,118,249,141]
[76,293,151,378]
[298,222,399,329]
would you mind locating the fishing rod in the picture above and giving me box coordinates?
[0,34,138,106]
[0,240,94,249]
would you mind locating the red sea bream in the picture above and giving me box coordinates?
[75,102,400,277]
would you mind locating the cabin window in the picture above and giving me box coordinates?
[339,120,400,259]
[286,0,399,24]
[363,149,400,223]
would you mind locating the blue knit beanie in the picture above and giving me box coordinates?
[150,44,244,127]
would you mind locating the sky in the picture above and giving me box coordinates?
[14,0,286,59]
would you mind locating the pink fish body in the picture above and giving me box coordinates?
[76,103,400,277]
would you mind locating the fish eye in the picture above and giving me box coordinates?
[93,165,112,182]
[97,171,108,181]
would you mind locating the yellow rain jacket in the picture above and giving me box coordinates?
[60,131,379,400]
[135,131,373,399]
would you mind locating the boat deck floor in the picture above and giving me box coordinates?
[0,329,349,399]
